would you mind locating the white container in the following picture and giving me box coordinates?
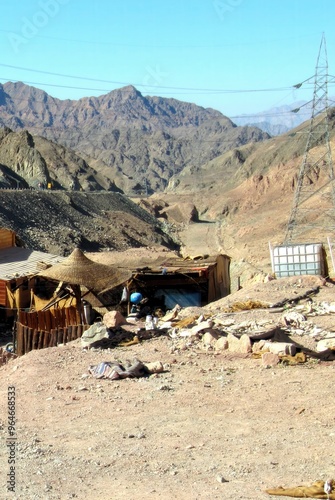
[145,315,154,330]
[272,243,325,278]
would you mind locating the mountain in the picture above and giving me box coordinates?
[0,126,118,191]
[0,82,270,194]
[232,101,312,135]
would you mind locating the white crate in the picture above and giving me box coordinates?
[272,243,325,277]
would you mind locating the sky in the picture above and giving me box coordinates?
[0,0,334,118]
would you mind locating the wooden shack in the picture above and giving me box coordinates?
[0,228,64,320]
[128,254,231,308]
[93,252,231,317]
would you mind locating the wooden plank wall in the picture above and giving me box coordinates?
[0,228,15,249]
[16,306,88,356]
[0,280,7,307]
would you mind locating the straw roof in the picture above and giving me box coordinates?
[37,248,131,291]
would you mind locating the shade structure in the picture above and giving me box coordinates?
[37,248,132,292]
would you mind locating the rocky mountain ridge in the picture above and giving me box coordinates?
[0,82,270,194]
[0,126,117,191]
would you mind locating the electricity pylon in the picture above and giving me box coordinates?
[284,33,335,244]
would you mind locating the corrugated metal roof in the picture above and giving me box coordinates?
[0,247,64,281]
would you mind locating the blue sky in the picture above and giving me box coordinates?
[0,0,334,117]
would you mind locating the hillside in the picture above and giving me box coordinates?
[0,190,176,256]
[0,127,116,191]
[146,109,335,285]
[0,82,269,194]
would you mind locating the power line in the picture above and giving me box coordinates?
[284,33,335,244]
[0,63,294,93]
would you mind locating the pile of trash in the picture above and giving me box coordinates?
[88,358,164,380]
[81,298,335,366]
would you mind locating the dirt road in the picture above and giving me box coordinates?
[178,221,224,257]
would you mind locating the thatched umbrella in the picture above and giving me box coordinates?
[37,248,132,322]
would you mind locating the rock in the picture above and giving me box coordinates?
[103,311,127,328]
[179,328,198,338]
[252,340,267,353]
[202,331,219,346]
[316,338,335,352]
[144,361,164,374]
[227,332,252,353]
[215,336,229,351]
[159,202,199,224]
[81,322,108,347]
[280,311,306,327]
[216,474,228,483]
[191,320,214,335]
[239,334,253,353]
[262,352,280,367]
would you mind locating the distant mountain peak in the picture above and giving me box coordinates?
[0,80,270,194]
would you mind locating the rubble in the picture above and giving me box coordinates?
[77,278,335,366]
[144,294,335,363]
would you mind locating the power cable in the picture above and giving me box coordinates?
[0,63,294,93]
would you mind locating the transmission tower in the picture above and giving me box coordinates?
[284,33,335,244]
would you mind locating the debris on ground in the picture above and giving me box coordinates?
[265,478,335,498]
[88,358,164,380]
[0,345,17,367]
[2,274,335,499]
[78,276,335,369]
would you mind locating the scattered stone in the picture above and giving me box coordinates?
[227,332,252,353]
[316,338,335,352]
[216,474,228,483]
[191,320,214,335]
[280,311,306,327]
[144,361,164,373]
[103,310,127,328]
[202,331,219,347]
[81,322,108,348]
[215,336,229,351]
[252,340,267,353]
[262,352,280,367]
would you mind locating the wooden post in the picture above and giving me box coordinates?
[50,329,57,347]
[32,329,39,350]
[16,324,24,356]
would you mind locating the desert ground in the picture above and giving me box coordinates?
[1,270,335,499]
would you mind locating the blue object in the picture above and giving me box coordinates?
[130,292,143,304]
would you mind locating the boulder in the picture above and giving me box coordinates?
[262,352,280,367]
[215,336,229,351]
[159,202,199,224]
[81,322,109,348]
[227,333,252,353]
[316,338,335,352]
[103,311,127,328]
[202,331,219,347]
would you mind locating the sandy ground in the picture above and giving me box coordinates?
[1,275,335,499]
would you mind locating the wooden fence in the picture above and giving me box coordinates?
[16,306,89,356]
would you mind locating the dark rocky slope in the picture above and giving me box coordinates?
[0,190,176,256]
